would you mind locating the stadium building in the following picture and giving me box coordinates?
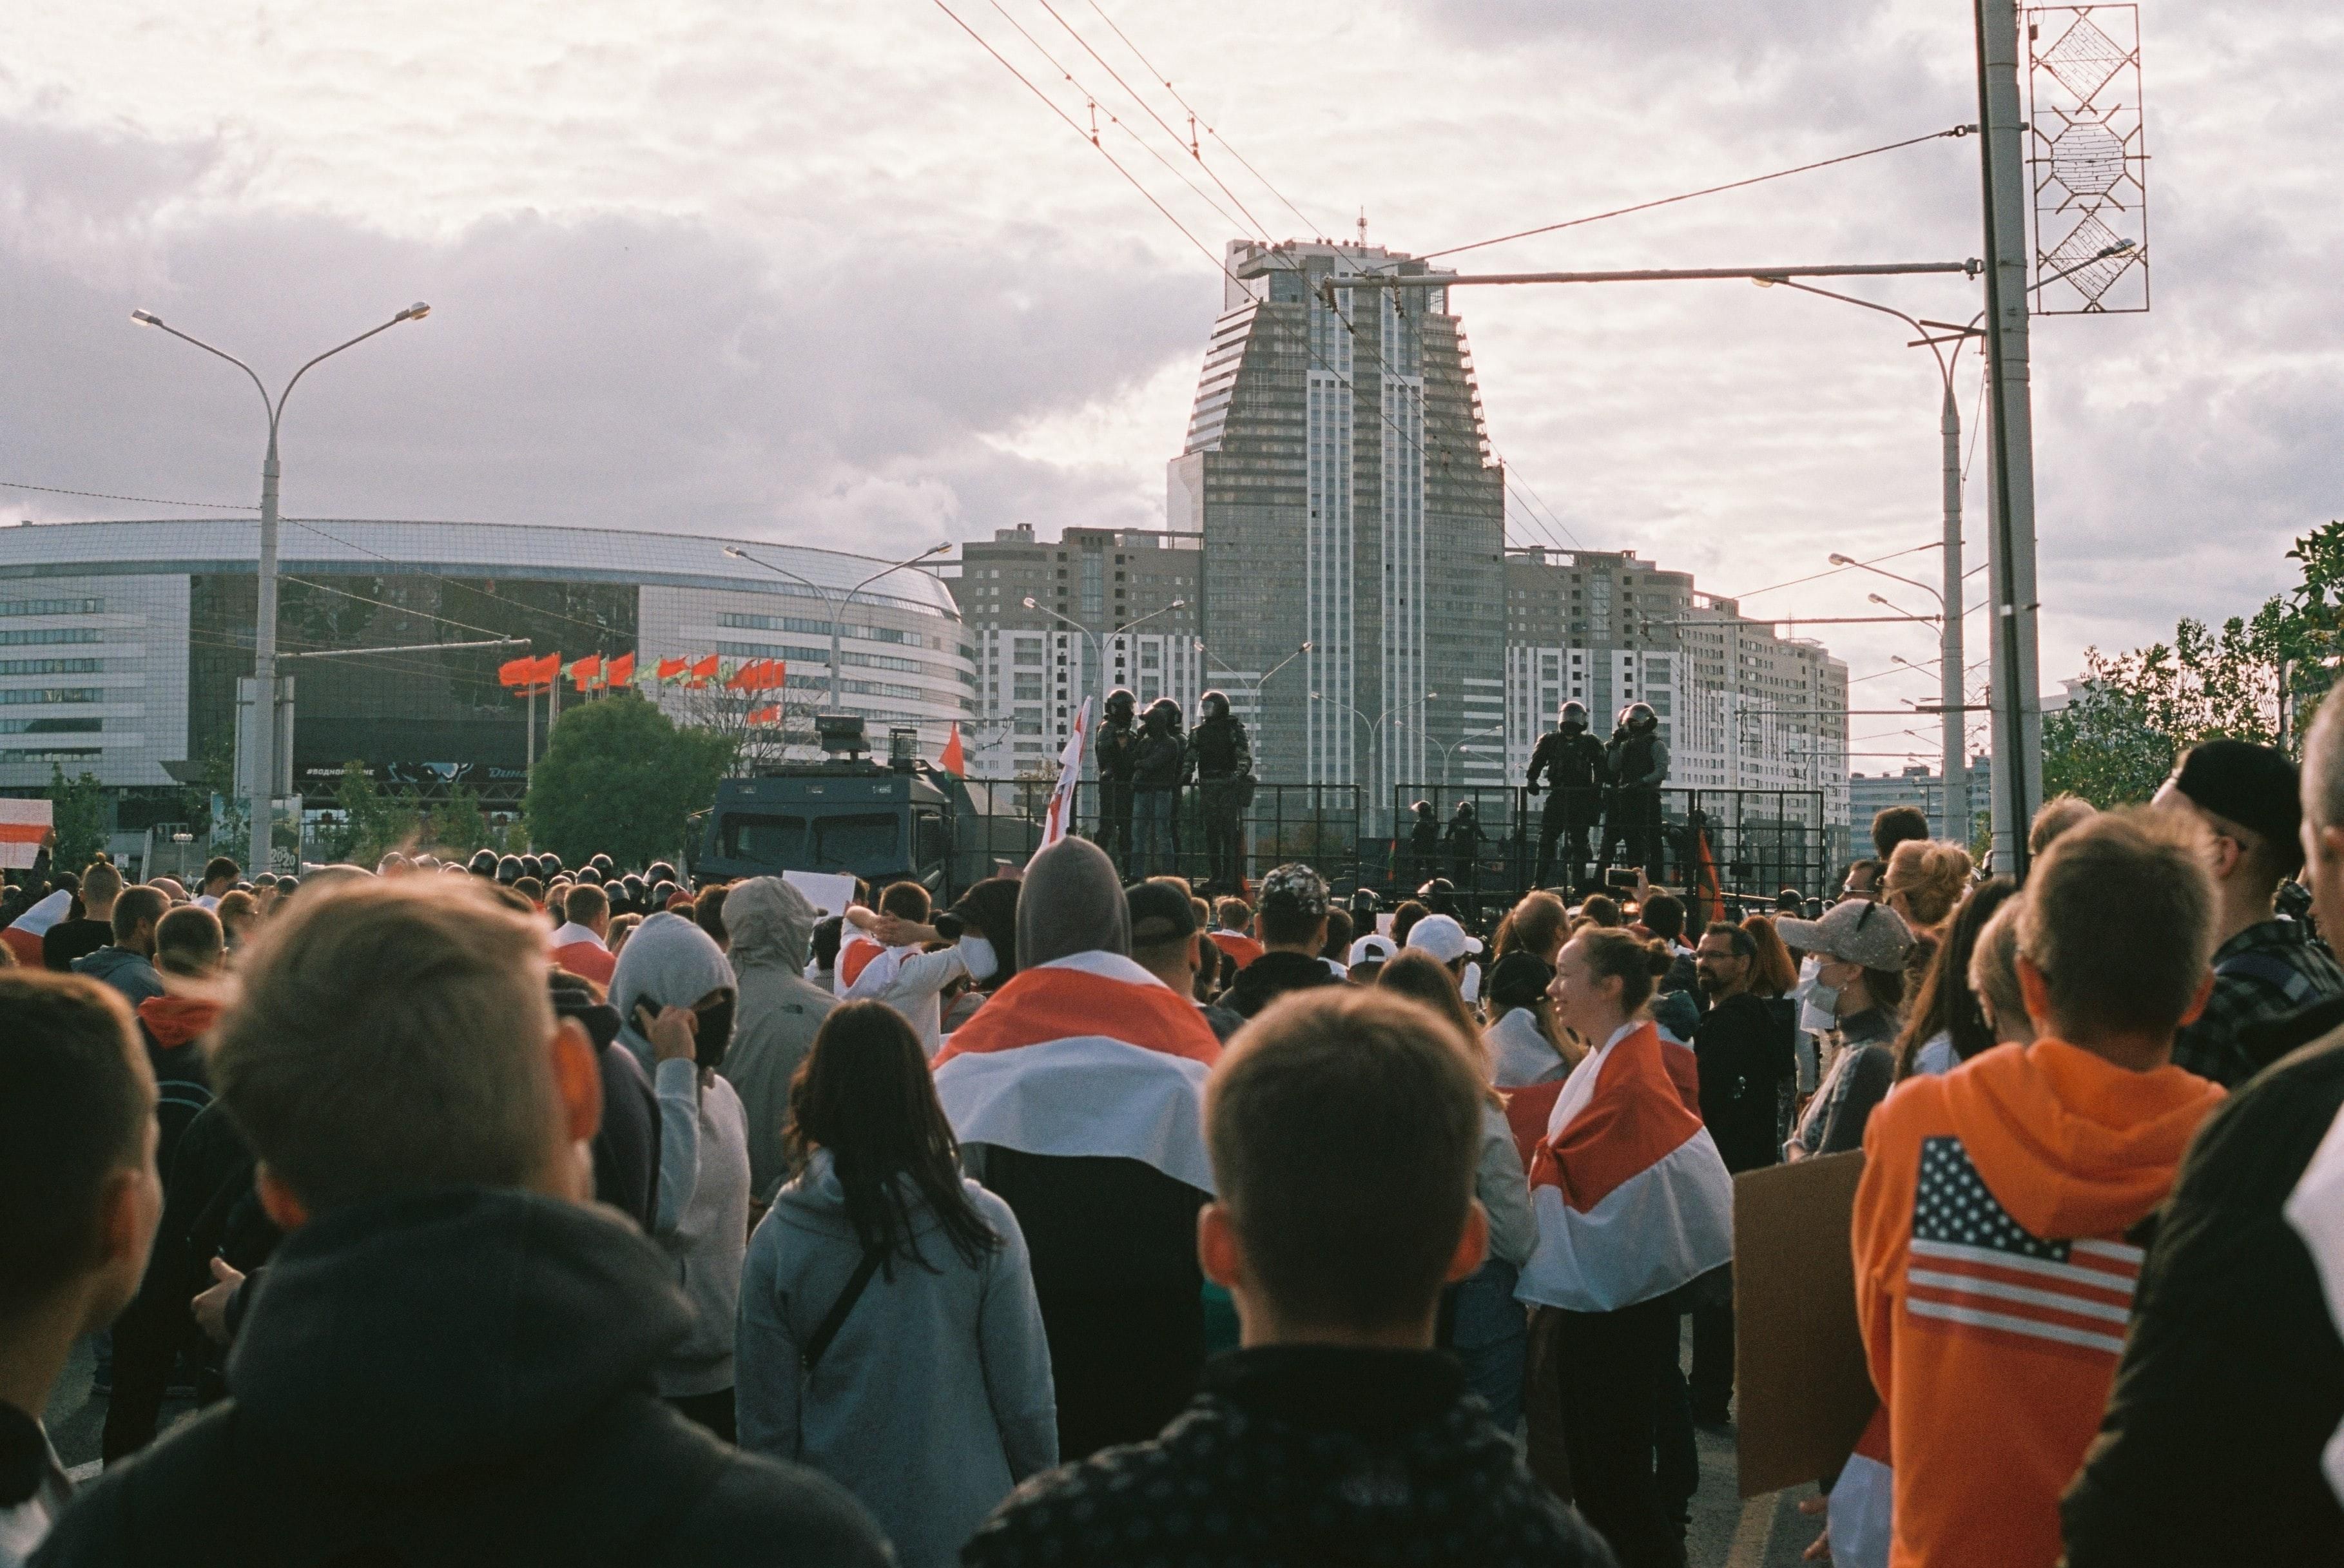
[0,519,976,840]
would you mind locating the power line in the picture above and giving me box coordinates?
[1725,541,1943,604]
[1080,0,1323,236]
[0,479,255,510]
[1029,0,1277,240]
[1422,126,1973,261]
[281,519,634,649]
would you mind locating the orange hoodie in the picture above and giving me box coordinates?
[1850,1039,2223,1568]
[137,993,222,1049]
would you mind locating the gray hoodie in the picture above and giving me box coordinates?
[611,912,749,1399]
[71,944,164,1007]
[719,878,837,1206]
[737,1152,1056,1568]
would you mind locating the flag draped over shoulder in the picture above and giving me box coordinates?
[932,950,1221,1192]
[1515,1020,1734,1313]
[2,888,71,967]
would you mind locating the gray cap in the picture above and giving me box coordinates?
[1774,897,1915,972]
[1258,862,1329,920]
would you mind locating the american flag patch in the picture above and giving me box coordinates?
[1904,1136,2142,1358]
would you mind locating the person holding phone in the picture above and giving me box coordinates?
[612,910,751,1441]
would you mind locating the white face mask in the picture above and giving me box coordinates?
[1799,980,1841,1036]
[959,934,999,985]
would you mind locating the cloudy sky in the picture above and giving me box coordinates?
[4,0,2338,769]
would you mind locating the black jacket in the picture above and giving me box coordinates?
[42,915,110,971]
[1187,714,1250,780]
[44,1188,888,1568]
[964,1346,1618,1568]
[1131,729,1188,790]
[1223,949,1342,1020]
[2060,1024,2344,1566]
[1526,729,1607,797]
[1097,716,1139,783]
[1692,992,1796,1173]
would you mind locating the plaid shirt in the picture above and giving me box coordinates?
[2169,918,2344,1087]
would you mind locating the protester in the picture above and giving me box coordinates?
[547,969,660,1232]
[1522,927,1735,1568]
[1208,896,1263,971]
[37,876,889,1565]
[70,886,166,1007]
[137,905,224,1176]
[1487,947,1574,1087]
[1376,952,1538,1430]
[1319,905,1355,979]
[191,856,238,910]
[1128,880,1246,1043]
[611,910,750,1440]
[1344,931,1395,983]
[606,909,643,958]
[1779,897,1915,1159]
[0,974,162,1566]
[1224,864,1344,1019]
[1639,890,1699,1001]
[1852,810,2225,1568]
[550,882,617,985]
[1965,895,2034,1049]
[1390,897,1429,949]
[2030,793,2097,858]
[1880,839,1972,942]
[842,882,999,1057]
[212,889,258,951]
[1892,877,2018,1079]
[932,837,1220,1459]
[41,861,116,971]
[693,883,730,951]
[737,1003,1054,1567]
[2063,706,2344,1565]
[717,876,837,1208]
[1871,804,1930,866]
[1405,911,1485,996]
[965,987,1615,1568]
[1742,914,1798,997]
[2152,738,2344,1085]
[1687,920,1797,1429]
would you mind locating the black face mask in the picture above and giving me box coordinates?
[693,996,736,1072]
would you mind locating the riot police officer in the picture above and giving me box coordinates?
[1186,689,1253,893]
[1600,701,1670,883]
[1526,699,1609,893]
[1131,697,1189,877]
[1094,687,1139,875]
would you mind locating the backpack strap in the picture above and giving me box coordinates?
[801,1246,886,1375]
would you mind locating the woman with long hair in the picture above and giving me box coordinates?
[1376,951,1538,1434]
[737,1002,1055,1567]
[1487,893,1578,1085]
[1741,915,1799,998]
[1893,876,2019,1080]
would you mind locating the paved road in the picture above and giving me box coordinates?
[50,1333,1827,1565]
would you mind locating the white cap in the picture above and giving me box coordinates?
[1346,933,1398,967]
[1406,913,1484,964]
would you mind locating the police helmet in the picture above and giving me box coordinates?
[589,853,616,876]
[575,865,603,886]
[1413,800,1435,820]
[1453,798,1477,819]
[1560,700,1588,731]
[495,855,523,885]
[467,849,498,878]
[650,880,679,907]
[538,852,563,876]
[1145,697,1181,731]
[519,853,543,880]
[1201,689,1230,721]
[1624,701,1658,733]
[646,860,679,886]
[1106,687,1136,717]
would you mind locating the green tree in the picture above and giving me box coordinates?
[46,766,110,872]
[524,693,731,867]
[2041,657,2175,807]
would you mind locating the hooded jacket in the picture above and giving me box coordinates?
[737,1152,1056,1568]
[1850,1039,2225,1567]
[611,913,750,1399]
[134,994,218,1181]
[717,878,837,1206]
[36,1189,887,1567]
[70,943,164,1006]
[1223,949,1341,1020]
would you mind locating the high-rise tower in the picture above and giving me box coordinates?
[1168,240,1506,812]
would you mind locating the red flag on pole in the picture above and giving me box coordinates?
[571,654,603,692]
[690,653,718,680]
[939,722,965,775]
[746,705,782,726]
[532,652,562,687]
[498,653,534,688]
[605,652,635,688]
[655,656,688,682]
[759,659,788,692]
[724,659,757,692]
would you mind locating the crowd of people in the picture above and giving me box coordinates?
[10,702,2344,1567]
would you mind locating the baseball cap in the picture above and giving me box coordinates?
[1406,913,1484,964]
[1346,933,1397,967]
[1127,880,1199,947]
[2167,739,2303,869]
[1774,896,1914,973]
[1486,950,1555,1009]
[1257,862,1329,920]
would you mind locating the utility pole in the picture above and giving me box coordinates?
[1974,0,2044,876]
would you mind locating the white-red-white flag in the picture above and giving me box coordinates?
[1036,695,1093,856]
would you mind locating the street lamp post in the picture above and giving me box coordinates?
[1196,639,1311,771]
[1312,689,1435,833]
[725,542,951,716]
[1436,723,1506,788]
[131,302,431,874]
[1020,597,1189,741]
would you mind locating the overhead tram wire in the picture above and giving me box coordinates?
[1030,0,1276,240]
[1421,126,1975,262]
[978,0,1252,237]
[1080,0,1324,237]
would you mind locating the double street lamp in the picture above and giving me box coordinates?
[724,542,951,715]
[1196,639,1312,771]
[1312,688,1435,831]
[132,302,432,873]
[1019,596,1188,757]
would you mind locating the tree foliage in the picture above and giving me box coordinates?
[45,766,110,872]
[524,693,732,867]
[2044,521,2344,806]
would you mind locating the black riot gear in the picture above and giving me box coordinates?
[1560,701,1589,734]
[1187,691,1252,891]
[1200,690,1230,722]
[1105,687,1136,720]
[1529,703,1612,893]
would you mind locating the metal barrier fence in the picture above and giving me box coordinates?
[1385,783,1834,912]
[951,779,1364,896]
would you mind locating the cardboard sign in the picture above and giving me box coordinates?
[782,869,857,918]
[1733,1150,1877,1498]
[0,799,52,871]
